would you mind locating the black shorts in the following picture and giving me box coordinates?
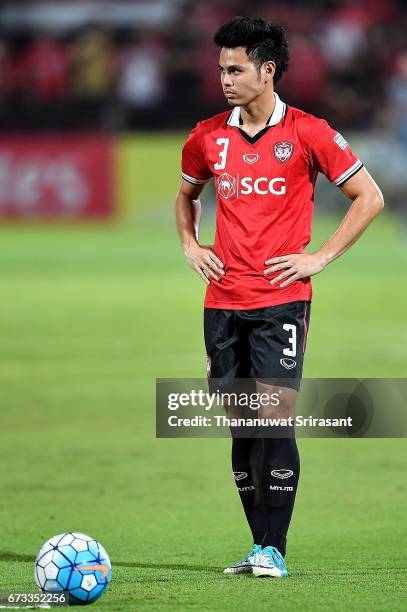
[204,301,311,391]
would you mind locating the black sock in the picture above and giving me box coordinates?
[260,436,300,556]
[231,437,267,545]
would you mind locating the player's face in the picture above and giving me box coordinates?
[219,47,271,106]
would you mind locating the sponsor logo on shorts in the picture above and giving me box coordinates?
[238,485,255,491]
[233,471,247,481]
[271,469,294,479]
[280,358,297,370]
[270,485,294,492]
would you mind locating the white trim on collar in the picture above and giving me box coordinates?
[227,92,286,127]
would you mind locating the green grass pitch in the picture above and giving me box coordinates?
[0,136,406,610]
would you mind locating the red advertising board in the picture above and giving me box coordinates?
[0,136,114,219]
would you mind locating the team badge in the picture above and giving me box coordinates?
[243,153,259,164]
[274,141,294,164]
[217,172,236,199]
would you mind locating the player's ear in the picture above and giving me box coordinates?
[264,61,276,82]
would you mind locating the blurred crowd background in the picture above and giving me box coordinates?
[0,0,407,222]
[0,0,406,141]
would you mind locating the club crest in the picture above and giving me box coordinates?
[274,141,294,164]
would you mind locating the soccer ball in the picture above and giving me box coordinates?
[35,532,111,605]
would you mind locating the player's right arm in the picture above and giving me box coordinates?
[177,120,224,285]
[175,179,224,285]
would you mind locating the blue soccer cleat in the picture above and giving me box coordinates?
[252,545,288,577]
[223,544,262,574]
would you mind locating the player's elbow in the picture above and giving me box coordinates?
[372,189,385,215]
[363,185,384,217]
[357,170,385,216]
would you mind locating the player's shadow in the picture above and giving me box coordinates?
[0,551,33,562]
[0,551,220,573]
[2,552,402,576]
[114,560,221,573]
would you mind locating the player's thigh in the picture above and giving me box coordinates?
[249,300,311,392]
[256,381,297,421]
[203,308,251,390]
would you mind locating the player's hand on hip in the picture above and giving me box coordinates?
[264,252,326,288]
[184,243,225,285]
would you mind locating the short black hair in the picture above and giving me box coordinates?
[214,16,289,83]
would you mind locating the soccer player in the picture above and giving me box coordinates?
[175,17,383,577]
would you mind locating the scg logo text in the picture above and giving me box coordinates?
[217,173,286,199]
[241,177,286,196]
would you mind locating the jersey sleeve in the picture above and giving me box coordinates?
[309,118,363,187]
[181,123,213,185]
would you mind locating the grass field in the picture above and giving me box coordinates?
[0,154,406,610]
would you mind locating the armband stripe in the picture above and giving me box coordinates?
[181,172,210,185]
[335,160,363,186]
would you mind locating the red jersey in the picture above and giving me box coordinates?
[181,93,362,310]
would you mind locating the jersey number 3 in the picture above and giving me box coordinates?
[283,324,297,357]
[214,138,229,170]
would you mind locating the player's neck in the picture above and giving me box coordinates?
[239,90,276,136]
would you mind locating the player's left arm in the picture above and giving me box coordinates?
[264,167,384,288]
